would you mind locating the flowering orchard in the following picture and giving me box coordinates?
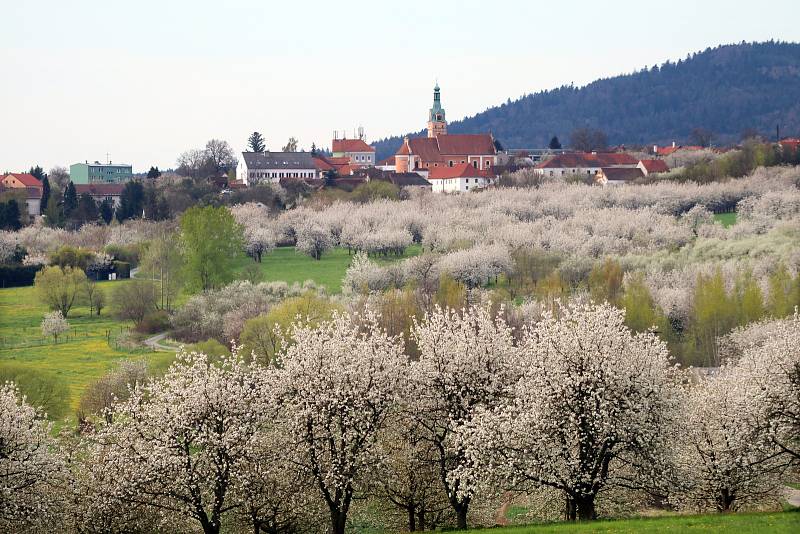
[2,304,798,532]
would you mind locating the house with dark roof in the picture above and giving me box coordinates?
[0,183,42,216]
[236,151,318,186]
[427,163,494,193]
[594,167,645,186]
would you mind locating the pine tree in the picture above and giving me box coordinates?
[40,176,51,216]
[549,136,562,149]
[99,198,114,224]
[63,182,78,217]
[247,131,266,152]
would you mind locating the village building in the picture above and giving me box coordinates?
[638,159,670,176]
[70,161,133,184]
[74,183,125,208]
[331,136,376,167]
[394,84,498,174]
[237,151,317,186]
[534,152,639,177]
[1,174,44,216]
[427,163,494,193]
[594,167,645,186]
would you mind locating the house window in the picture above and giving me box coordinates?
[449,161,453,167]
[472,161,477,168]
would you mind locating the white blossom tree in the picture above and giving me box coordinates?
[0,383,63,531]
[271,311,407,534]
[295,220,332,261]
[408,305,520,529]
[41,310,69,343]
[88,351,266,534]
[457,302,679,521]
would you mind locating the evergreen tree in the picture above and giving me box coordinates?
[75,194,99,225]
[44,192,64,227]
[116,181,145,222]
[247,131,266,152]
[549,136,562,149]
[40,176,51,216]
[99,198,114,224]
[62,182,78,217]
[146,166,162,179]
[28,165,46,182]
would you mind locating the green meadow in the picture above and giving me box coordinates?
[462,511,799,534]
[713,211,737,227]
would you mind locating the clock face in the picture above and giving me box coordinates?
[436,114,442,121]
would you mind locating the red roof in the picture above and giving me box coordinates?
[395,134,496,160]
[3,173,43,188]
[639,159,669,173]
[313,157,335,171]
[332,139,375,153]
[428,163,492,180]
[378,156,396,166]
[536,152,638,169]
[74,183,125,196]
[396,140,411,156]
[327,156,350,166]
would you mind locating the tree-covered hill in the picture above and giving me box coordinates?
[373,41,800,160]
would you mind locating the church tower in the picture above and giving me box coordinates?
[427,83,447,138]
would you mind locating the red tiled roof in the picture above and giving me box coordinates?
[407,137,442,161]
[378,156,396,166]
[437,134,496,155]
[639,159,669,173]
[3,173,43,188]
[332,139,374,153]
[327,157,350,165]
[656,146,680,156]
[74,183,125,196]
[427,163,492,180]
[396,140,411,156]
[536,152,637,169]
[313,157,335,171]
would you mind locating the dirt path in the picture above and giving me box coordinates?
[143,332,176,352]
[785,485,800,507]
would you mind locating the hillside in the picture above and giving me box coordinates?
[373,41,800,159]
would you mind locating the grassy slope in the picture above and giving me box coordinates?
[464,512,799,534]
[0,282,174,412]
[713,212,737,227]
[234,245,421,294]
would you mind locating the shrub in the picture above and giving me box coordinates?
[0,264,42,287]
[0,362,70,420]
[136,310,171,334]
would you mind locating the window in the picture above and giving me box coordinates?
[472,161,477,168]
[449,160,453,167]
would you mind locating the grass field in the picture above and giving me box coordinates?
[463,511,799,534]
[234,245,422,294]
[0,282,175,415]
[714,212,737,227]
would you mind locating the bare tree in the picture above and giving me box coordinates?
[205,139,237,174]
[569,127,608,152]
[690,127,714,148]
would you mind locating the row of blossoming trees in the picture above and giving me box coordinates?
[2,302,798,533]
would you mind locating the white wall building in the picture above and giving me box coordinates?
[427,163,494,193]
[237,151,317,186]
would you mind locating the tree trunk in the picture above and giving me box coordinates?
[455,503,468,529]
[330,509,347,534]
[408,505,416,532]
[575,495,596,521]
[418,504,426,531]
[717,489,735,512]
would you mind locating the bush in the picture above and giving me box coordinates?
[0,264,43,287]
[113,261,131,279]
[0,362,70,420]
[136,310,171,334]
[105,243,141,266]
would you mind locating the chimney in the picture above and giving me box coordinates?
[672,141,676,148]
[653,145,657,154]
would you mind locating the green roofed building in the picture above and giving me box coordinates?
[69,160,133,184]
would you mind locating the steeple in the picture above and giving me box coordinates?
[427,82,447,138]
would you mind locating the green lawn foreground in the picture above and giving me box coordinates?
[463,511,799,534]
[714,212,737,227]
[0,281,174,412]
[234,245,422,294]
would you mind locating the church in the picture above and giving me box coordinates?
[394,84,498,174]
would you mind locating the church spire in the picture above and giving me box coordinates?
[428,82,447,138]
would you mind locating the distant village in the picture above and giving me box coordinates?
[3,83,800,221]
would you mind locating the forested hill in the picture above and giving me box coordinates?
[372,42,800,160]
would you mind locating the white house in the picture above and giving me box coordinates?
[534,152,639,177]
[237,151,317,186]
[427,163,494,193]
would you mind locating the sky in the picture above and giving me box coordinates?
[1,0,799,172]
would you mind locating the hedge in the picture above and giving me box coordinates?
[0,264,43,288]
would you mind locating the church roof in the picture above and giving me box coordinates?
[395,134,496,160]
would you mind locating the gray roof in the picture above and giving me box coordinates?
[389,173,432,187]
[242,151,316,170]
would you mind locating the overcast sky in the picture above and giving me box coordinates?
[1,0,798,172]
